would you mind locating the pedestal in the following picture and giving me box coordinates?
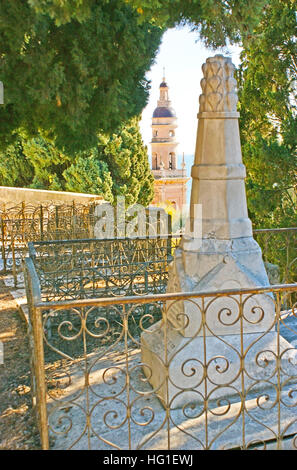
[141,321,297,409]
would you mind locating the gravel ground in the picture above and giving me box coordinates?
[0,275,41,450]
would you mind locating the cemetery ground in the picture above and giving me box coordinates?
[0,267,297,450]
[0,275,40,449]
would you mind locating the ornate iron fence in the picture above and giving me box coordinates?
[0,201,172,287]
[1,201,296,291]
[28,236,181,301]
[24,256,297,450]
[0,201,97,285]
[26,227,296,305]
[253,228,297,285]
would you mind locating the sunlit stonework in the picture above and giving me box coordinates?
[141,55,297,408]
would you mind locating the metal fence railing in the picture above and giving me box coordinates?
[24,255,297,450]
[0,201,172,287]
[0,201,97,285]
[253,228,297,285]
[27,235,180,301]
[24,227,296,303]
[1,201,296,290]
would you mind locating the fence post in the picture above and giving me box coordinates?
[285,232,290,284]
[1,217,6,271]
[90,202,96,238]
[23,258,49,450]
[33,305,50,449]
[21,201,25,243]
[55,205,59,235]
[39,205,44,241]
[11,240,17,287]
[71,200,75,238]
[167,213,172,259]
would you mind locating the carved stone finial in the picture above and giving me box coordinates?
[199,55,238,113]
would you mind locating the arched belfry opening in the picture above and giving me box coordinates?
[169,152,176,170]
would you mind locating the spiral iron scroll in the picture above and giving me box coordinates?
[31,287,297,450]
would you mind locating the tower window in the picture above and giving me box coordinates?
[152,153,158,170]
[169,130,175,137]
[169,152,175,170]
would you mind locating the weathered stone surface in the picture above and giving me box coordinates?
[141,320,297,409]
[141,55,294,410]
[265,261,281,285]
[189,55,252,240]
[46,345,297,450]
[166,241,275,337]
[139,391,297,450]
[0,185,104,207]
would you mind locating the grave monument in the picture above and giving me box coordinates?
[141,55,294,408]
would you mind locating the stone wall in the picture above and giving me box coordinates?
[0,186,104,208]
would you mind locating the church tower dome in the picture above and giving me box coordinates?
[150,71,189,211]
[151,73,178,171]
[152,77,176,119]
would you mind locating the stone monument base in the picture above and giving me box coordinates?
[138,391,297,449]
[166,237,276,337]
[141,320,297,409]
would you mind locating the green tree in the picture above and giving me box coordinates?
[0,0,269,154]
[63,149,114,203]
[237,0,297,229]
[22,136,71,190]
[28,0,267,47]
[0,117,154,207]
[0,0,163,152]
[128,0,267,47]
[63,117,154,206]
[0,137,34,187]
[100,117,154,207]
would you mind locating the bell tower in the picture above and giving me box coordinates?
[151,73,189,211]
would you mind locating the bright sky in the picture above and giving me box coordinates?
[140,25,242,157]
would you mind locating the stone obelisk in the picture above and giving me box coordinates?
[164,54,275,338]
[141,55,292,409]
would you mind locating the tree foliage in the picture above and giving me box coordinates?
[237,0,297,228]
[0,0,163,152]
[99,117,155,207]
[0,0,269,153]
[127,0,267,48]
[0,138,34,187]
[0,117,155,207]
[28,0,267,47]
[2,0,294,224]
[63,147,114,202]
